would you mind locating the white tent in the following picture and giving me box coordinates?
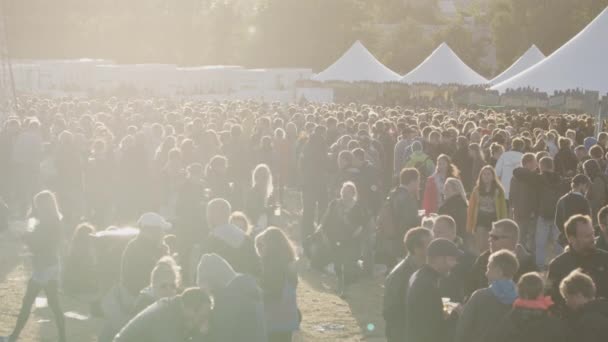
[400,43,488,85]
[489,45,545,85]
[492,7,608,93]
[313,41,400,83]
[401,43,488,85]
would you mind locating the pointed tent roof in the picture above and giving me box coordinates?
[400,43,488,85]
[492,7,608,93]
[313,41,401,83]
[489,45,545,85]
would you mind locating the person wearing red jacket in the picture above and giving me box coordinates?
[422,154,460,215]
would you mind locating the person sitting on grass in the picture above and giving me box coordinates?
[493,272,566,342]
[113,288,211,342]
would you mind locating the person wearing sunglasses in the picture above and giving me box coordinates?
[467,219,537,298]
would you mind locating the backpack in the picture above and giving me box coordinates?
[538,177,568,219]
[414,157,431,179]
[376,190,398,238]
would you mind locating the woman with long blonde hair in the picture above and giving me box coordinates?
[439,178,469,238]
[255,227,300,342]
[467,166,508,253]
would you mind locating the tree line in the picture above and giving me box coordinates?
[4,0,608,77]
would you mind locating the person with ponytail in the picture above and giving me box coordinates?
[255,227,300,342]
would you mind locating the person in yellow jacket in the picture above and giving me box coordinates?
[467,165,508,253]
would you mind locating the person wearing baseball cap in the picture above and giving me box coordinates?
[405,238,462,342]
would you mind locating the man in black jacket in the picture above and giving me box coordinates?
[406,238,462,342]
[548,215,608,313]
[433,215,476,303]
[560,269,608,342]
[383,227,433,342]
[514,156,569,269]
[510,153,539,251]
[555,174,591,245]
[467,219,537,297]
[596,205,608,251]
[376,168,421,268]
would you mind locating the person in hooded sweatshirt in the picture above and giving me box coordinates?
[455,250,519,342]
[196,253,268,342]
[383,227,433,342]
[113,288,212,342]
[560,269,608,342]
[492,272,567,342]
[494,137,524,202]
[121,212,170,297]
[204,198,260,276]
[132,256,181,315]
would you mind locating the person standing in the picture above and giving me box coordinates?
[509,153,539,251]
[375,168,421,268]
[555,174,592,245]
[582,159,608,226]
[204,198,260,276]
[596,205,608,251]
[560,270,608,342]
[245,164,274,236]
[467,166,508,253]
[495,137,524,201]
[299,126,329,246]
[422,154,459,215]
[5,191,66,342]
[514,156,568,269]
[319,182,368,295]
[393,126,418,180]
[383,227,433,342]
[438,178,469,239]
[548,215,608,311]
[255,228,300,342]
[405,238,462,342]
[555,137,579,177]
[455,250,520,342]
[433,215,476,303]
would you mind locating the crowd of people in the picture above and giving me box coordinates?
[0,95,607,342]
